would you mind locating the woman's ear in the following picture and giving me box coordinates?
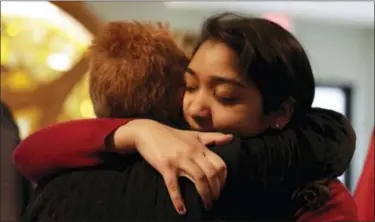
[269,97,295,130]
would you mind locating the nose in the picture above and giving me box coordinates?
[186,92,211,119]
[190,106,211,118]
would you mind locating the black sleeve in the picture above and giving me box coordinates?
[210,108,356,188]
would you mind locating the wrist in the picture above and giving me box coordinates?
[112,120,142,153]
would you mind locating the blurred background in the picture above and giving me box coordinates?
[1,1,374,221]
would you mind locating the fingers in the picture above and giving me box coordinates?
[179,171,194,182]
[179,158,213,210]
[204,151,227,190]
[162,169,186,215]
[193,152,221,200]
[198,132,233,146]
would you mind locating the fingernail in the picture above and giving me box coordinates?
[178,206,186,215]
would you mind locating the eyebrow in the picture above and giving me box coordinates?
[185,67,247,88]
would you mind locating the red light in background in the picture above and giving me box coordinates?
[263,13,293,32]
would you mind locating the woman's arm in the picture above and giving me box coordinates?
[206,108,356,219]
[13,118,231,214]
[14,108,355,187]
[12,118,133,183]
[213,108,356,188]
[263,108,355,184]
[13,107,356,217]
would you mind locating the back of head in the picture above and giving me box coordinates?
[194,13,315,117]
[89,21,189,124]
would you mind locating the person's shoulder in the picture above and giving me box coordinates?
[297,179,357,222]
[1,102,18,128]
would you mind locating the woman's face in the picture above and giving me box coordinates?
[183,40,271,136]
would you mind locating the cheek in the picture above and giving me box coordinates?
[177,88,185,105]
[211,109,245,128]
[182,92,191,117]
[210,106,251,128]
[211,102,267,136]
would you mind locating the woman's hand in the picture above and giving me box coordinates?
[114,119,233,214]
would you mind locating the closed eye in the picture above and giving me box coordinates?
[217,97,238,105]
[184,82,198,92]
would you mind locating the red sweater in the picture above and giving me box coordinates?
[354,129,374,221]
[13,118,132,182]
[12,118,357,222]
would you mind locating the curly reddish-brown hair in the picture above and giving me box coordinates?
[89,21,189,124]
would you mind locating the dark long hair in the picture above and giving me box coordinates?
[193,12,315,118]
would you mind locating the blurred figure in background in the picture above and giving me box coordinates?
[355,127,374,221]
[1,101,30,221]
